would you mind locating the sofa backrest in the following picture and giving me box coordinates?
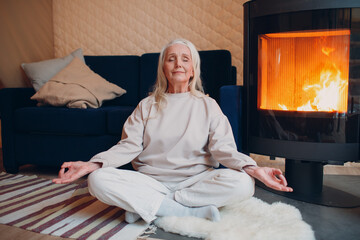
[85,55,141,107]
[140,50,235,103]
[85,50,235,106]
[139,53,159,100]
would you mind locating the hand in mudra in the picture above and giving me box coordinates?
[244,166,293,192]
[52,161,101,184]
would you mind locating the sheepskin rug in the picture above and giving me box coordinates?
[154,197,315,240]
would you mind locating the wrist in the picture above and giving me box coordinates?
[243,165,258,175]
[89,162,102,171]
[243,165,257,170]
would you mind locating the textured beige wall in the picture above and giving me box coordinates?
[53,0,248,84]
[0,0,54,88]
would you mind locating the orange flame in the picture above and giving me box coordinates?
[294,63,348,112]
[258,29,350,113]
[321,47,335,56]
[278,46,348,112]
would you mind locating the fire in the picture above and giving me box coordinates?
[257,29,350,113]
[279,61,349,112]
[321,47,335,56]
[296,68,348,112]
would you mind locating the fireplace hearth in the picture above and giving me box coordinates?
[243,0,360,207]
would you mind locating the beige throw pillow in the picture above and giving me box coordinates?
[22,48,85,91]
[31,57,126,109]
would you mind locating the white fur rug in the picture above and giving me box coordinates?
[154,197,315,240]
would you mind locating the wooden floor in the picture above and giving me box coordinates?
[0,149,359,240]
[0,224,73,240]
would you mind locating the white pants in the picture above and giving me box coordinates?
[87,168,255,223]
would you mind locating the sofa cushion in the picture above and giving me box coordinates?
[14,106,116,135]
[107,107,135,135]
[85,55,140,107]
[15,134,121,166]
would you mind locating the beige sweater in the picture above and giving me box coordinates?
[90,92,256,182]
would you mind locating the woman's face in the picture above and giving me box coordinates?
[163,43,194,93]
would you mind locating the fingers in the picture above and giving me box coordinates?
[266,181,293,192]
[272,170,293,192]
[271,169,287,184]
[58,167,64,177]
[53,161,92,184]
[271,168,288,186]
[262,168,293,192]
[61,162,74,169]
[278,185,293,192]
[52,178,74,184]
[53,170,72,184]
[52,178,64,184]
[276,173,288,186]
[53,170,79,184]
[53,162,78,184]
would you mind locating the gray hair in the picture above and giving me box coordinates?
[151,38,205,110]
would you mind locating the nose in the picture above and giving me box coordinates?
[175,59,182,68]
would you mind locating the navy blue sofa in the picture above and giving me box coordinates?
[0,50,243,173]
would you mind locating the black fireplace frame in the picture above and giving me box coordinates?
[243,0,360,207]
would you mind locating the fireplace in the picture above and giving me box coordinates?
[243,0,360,206]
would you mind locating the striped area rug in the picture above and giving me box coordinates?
[0,172,149,239]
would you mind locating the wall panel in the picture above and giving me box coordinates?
[0,0,53,87]
[53,0,247,84]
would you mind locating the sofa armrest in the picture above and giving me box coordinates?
[220,85,244,152]
[231,66,237,85]
[0,88,36,173]
[0,88,36,113]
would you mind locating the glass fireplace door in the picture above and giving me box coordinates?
[258,30,350,113]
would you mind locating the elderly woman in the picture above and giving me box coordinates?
[53,39,292,223]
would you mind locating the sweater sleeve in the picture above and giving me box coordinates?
[207,103,257,171]
[89,100,146,168]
